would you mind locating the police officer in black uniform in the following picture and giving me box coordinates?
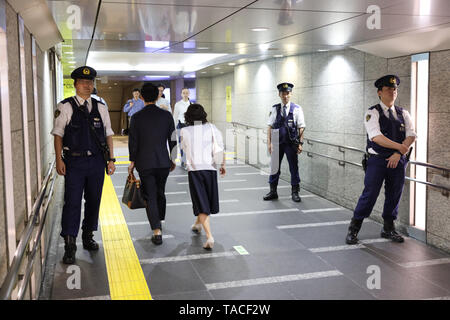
[345,75,416,245]
[51,66,116,264]
[264,83,306,202]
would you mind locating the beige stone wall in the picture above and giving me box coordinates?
[427,50,450,252]
[0,1,57,298]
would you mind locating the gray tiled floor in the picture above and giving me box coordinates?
[47,148,450,300]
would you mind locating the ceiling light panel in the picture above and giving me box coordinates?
[87,51,227,72]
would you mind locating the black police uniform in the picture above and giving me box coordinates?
[264,82,304,202]
[346,75,412,245]
[58,66,110,264]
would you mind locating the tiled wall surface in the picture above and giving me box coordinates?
[202,48,448,251]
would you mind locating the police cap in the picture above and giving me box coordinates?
[374,75,400,90]
[277,82,294,92]
[71,66,97,80]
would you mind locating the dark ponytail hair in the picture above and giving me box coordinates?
[184,103,208,126]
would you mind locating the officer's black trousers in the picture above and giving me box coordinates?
[61,154,105,237]
[268,142,300,186]
[139,168,170,230]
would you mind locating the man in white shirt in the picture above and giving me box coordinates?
[346,74,416,245]
[51,66,116,264]
[173,87,191,169]
[156,83,172,113]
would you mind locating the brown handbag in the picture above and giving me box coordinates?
[122,173,147,209]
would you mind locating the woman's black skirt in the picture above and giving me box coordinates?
[188,170,219,216]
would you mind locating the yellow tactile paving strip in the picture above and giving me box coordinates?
[116,161,131,165]
[99,174,152,300]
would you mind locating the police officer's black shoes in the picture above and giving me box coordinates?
[263,184,278,201]
[82,231,99,251]
[381,219,404,243]
[346,218,363,245]
[63,235,77,264]
[291,185,301,202]
[151,234,163,245]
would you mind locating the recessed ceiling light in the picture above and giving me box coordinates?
[68,61,76,64]
[108,87,112,89]
[145,41,169,49]
[273,55,283,58]
[65,51,74,54]
[144,75,170,79]
[228,63,236,66]
[317,49,329,52]
[197,47,209,50]
[251,27,269,32]
[114,83,118,85]
[130,75,136,78]
[201,72,207,74]
[259,44,270,51]
[214,67,221,70]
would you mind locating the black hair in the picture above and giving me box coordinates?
[140,83,159,103]
[157,83,165,89]
[132,88,140,93]
[184,104,208,126]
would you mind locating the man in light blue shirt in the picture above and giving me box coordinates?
[123,88,145,135]
[123,88,145,117]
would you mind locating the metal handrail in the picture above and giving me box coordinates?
[17,168,57,300]
[409,160,450,177]
[229,126,449,194]
[405,177,450,194]
[305,138,366,154]
[0,160,56,300]
[304,150,449,193]
[305,150,362,167]
[231,121,267,133]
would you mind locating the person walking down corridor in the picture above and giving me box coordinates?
[264,82,305,203]
[173,87,191,169]
[180,104,226,250]
[156,83,172,113]
[128,83,177,246]
[52,66,116,264]
[345,75,416,245]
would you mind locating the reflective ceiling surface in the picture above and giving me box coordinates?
[46,0,450,80]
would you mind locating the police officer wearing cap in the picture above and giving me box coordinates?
[345,75,416,245]
[264,82,306,202]
[51,66,116,264]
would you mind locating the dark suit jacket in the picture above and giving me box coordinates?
[129,104,177,170]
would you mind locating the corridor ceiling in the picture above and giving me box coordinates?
[46,0,450,81]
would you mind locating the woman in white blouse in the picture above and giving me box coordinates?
[180,104,226,249]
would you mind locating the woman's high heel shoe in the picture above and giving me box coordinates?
[191,223,202,234]
[203,237,214,250]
